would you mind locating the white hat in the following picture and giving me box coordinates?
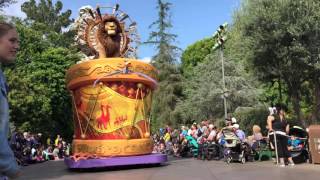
[231,117,237,123]
[232,124,240,129]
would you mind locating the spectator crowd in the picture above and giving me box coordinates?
[9,132,71,166]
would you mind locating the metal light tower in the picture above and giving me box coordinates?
[212,23,228,119]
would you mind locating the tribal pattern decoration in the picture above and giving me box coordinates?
[73,4,140,60]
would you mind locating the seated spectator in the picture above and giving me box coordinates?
[232,124,246,141]
[252,125,263,141]
[225,117,233,127]
[172,143,181,157]
[52,146,60,160]
[180,126,188,138]
[43,146,54,160]
[159,141,166,154]
[216,129,225,145]
[171,129,180,145]
[231,117,237,125]
[250,125,263,149]
[288,135,302,150]
[65,143,71,157]
[207,124,217,142]
[190,123,198,139]
[152,143,160,153]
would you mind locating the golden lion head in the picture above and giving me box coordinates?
[101,16,121,36]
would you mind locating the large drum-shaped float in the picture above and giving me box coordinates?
[64,4,167,169]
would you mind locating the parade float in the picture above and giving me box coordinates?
[64,4,167,169]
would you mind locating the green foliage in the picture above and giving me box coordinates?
[145,0,180,65]
[150,63,183,132]
[231,0,320,126]
[21,0,73,33]
[234,106,269,135]
[181,37,215,76]
[176,52,261,125]
[2,1,79,139]
[21,0,75,48]
[4,22,79,138]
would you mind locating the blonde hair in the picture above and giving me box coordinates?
[252,125,261,134]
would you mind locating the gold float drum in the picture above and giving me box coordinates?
[66,58,157,157]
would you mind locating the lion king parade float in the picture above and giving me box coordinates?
[64,3,167,169]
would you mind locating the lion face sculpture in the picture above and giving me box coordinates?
[96,16,124,58]
[75,6,135,60]
[105,21,118,36]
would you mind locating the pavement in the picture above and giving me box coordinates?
[17,157,319,180]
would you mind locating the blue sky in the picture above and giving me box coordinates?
[3,0,241,60]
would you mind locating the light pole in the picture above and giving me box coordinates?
[212,23,228,119]
[220,46,227,119]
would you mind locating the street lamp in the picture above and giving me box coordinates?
[212,22,228,118]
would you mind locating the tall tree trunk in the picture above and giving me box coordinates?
[291,90,305,127]
[312,80,320,124]
[278,76,282,102]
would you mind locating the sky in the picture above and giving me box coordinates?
[2,0,241,61]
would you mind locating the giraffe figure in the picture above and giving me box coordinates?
[97,104,112,129]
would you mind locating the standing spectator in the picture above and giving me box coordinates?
[0,22,21,179]
[54,134,62,147]
[36,133,43,146]
[163,129,171,143]
[171,129,179,145]
[267,104,295,167]
[46,137,52,147]
[163,129,172,154]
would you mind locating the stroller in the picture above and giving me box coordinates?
[254,138,273,161]
[185,135,199,157]
[202,141,223,160]
[288,126,309,164]
[222,127,253,164]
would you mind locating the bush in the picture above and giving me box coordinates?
[234,105,269,136]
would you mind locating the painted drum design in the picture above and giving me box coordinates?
[66,58,157,156]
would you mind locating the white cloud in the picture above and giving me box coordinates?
[2,0,27,18]
[141,57,151,63]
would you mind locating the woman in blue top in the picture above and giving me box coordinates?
[0,21,21,179]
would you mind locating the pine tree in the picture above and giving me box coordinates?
[145,0,183,130]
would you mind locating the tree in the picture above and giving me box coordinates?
[181,37,215,77]
[21,0,75,48]
[231,0,320,126]
[21,0,72,33]
[145,0,183,130]
[0,0,16,9]
[176,52,260,124]
[4,21,79,139]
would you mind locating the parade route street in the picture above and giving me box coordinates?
[17,157,319,180]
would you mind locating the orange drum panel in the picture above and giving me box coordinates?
[71,84,152,139]
[66,58,158,90]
